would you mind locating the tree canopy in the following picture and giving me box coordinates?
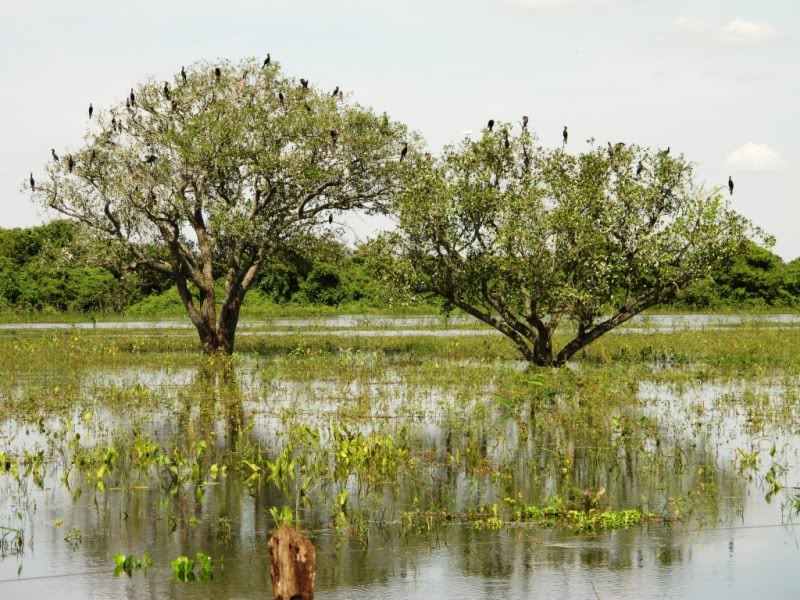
[385,124,759,366]
[29,58,414,352]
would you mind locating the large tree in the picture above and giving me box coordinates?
[386,124,759,366]
[29,58,413,353]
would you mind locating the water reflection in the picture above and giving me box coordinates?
[0,359,798,599]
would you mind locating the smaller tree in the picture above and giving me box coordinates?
[387,125,759,366]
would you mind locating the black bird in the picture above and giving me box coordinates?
[163,82,170,100]
[330,130,338,142]
[279,92,285,106]
[522,115,528,129]
[29,173,35,191]
[328,214,333,224]
[145,154,157,165]
[263,54,271,68]
[111,116,117,131]
[563,126,568,145]
[181,66,187,83]
[487,119,494,132]
[728,176,734,196]
[663,146,670,156]
[504,132,510,150]
[636,161,644,177]
[215,67,221,80]
[130,89,136,106]
[607,142,614,158]
[300,78,309,89]
[400,143,408,162]
[51,149,59,163]
[67,155,74,173]
[332,86,339,97]
[88,103,93,119]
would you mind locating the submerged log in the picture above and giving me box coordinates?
[268,524,316,600]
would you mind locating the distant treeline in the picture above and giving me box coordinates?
[1,220,799,315]
[0,221,417,315]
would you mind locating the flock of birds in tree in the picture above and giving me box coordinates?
[27,56,735,200]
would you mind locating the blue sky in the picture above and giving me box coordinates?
[1,0,797,256]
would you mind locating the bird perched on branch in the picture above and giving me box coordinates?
[130,89,136,106]
[300,78,309,89]
[563,126,568,145]
[88,103,93,119]
[145,154,157,165]
[279,92,285,106]
[263,54,271,68]
[728,176,734,196]
[487,119,494,132]
[636,161,644,177]
[51,149,59,163]
[67,155,74,173]
[400,143,408,162]
[332,86,339,97]
[29,173,35,191]
[522,115,528,129]
[163,82,170,100]
[181,66,187,83]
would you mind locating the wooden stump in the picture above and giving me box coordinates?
[268,524,316,600]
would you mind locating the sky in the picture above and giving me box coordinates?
[1,0,797,257]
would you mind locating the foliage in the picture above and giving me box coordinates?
[113,551,152,576]
[385,124,760,365]
[29,57,414,353]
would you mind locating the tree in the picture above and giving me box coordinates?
[386,125,758,366]
[29,58,412,353]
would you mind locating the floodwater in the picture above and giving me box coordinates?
[0,313,798,342]
[1,338,799,598]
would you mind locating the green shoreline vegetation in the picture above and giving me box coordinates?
[1,221,800,323]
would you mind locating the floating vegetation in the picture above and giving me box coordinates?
[0,321,799,594]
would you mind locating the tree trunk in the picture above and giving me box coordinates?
[533,327,554,367]
[216,297,242,355]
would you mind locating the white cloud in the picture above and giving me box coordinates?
[674,16,783,47]
[499,0,633,13]
[725,143,786,174]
